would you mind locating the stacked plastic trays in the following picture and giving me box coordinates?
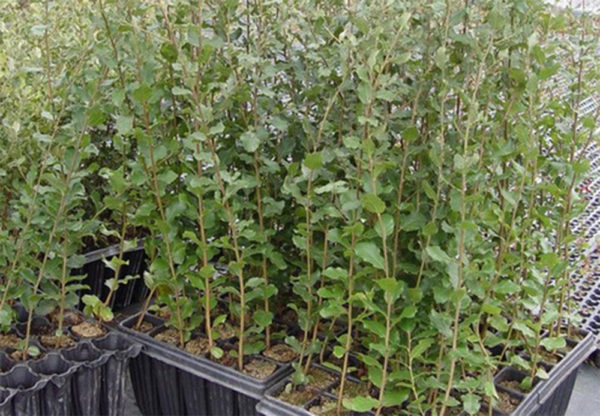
[0,329,140,416]
[571,141,600,338]
[73,240,148,312]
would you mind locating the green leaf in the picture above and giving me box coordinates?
[422,221,438,237]
[98,305,114,322]
[434,46,448,68]
[210,346,224,359]
[363,320,386,338]
[172,86,191,96]
[240,131,260,152]
[495,280,521,295]
[160,43,178,63]
[343,396,378,412]
[303,152,323,170]
[402,211,426,231]
[82,294,101,308]
[361,193,386,214]
[447,263,459,289]
[411,339,433,359]
[323,267,348,281]
[426,246,452,265]
[315,181,348,194]
[158,170,178,186]
[116,115,133,135]
[355,242,386,270]
[400,305,417,320]
[343,136,360,149]
[253,310,273,328]
[430,310,452,337]
[318,287,344,299]
[403,126,419,140]
[357,83,372,104]
[540,337,566,350]
[333,345,345,358]
[0,309,12,331]
[26,345,41,358]
[376,214,395,239]
[422,181,436,200]
[384,389,409,407]
[30,24,48,37]
[481,302,502,316]
[132,84,153,103]
[104,278,119,291]
[454,153,478,172]
[462,393,480,415]
[87,106,106,126]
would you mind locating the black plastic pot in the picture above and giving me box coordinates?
[119,313,292,416]
[74,240,148,311]
[0,390,15,416]
[1,310,141,415]
[61,341,109,416]
[0,354,16,374]
[128,351,161,415]
[28,352,77,416]
[0,365,47,416]
[14,317,53,339]
[92,332,142,416]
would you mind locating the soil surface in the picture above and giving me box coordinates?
[0,333,21,349]
[317,321,344,337]
[71,321,106,338]
[184,337,209,355]
[154,328,181,345]
[497,390,522,414]
[332,380,370,399]
[10,348,43,361]
[216,324,235,340]
[277,386,318,407]
[153,308,171,320]
[263,344,298,363]
[538,348,563,364]
[135,321,155,334]
[308,367,337,390]
[48,309,84,327]
[498,379,524,392]
[212,353,237,368]
[308,398,351,415]
[40,334,76,349]
[243,358,277,379]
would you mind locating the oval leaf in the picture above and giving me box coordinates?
[355,242,386,270]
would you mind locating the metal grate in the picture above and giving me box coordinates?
[544,0,600,14]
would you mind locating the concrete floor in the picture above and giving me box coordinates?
[123,369,143,416]
[565,362,600,416]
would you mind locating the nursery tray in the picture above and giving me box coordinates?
[0,330,140,416]
[73,240,148,311]
[256,363,374,416]
[118,313,293,416]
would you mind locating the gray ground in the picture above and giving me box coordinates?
[123,369,143,416]
[565,363,600,416]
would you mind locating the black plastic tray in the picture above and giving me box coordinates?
[0,329,140,416]
[257,363,373,416]
[119,313,293,416]
[73,241,148,311]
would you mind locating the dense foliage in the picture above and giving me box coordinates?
[1,0,599,414]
